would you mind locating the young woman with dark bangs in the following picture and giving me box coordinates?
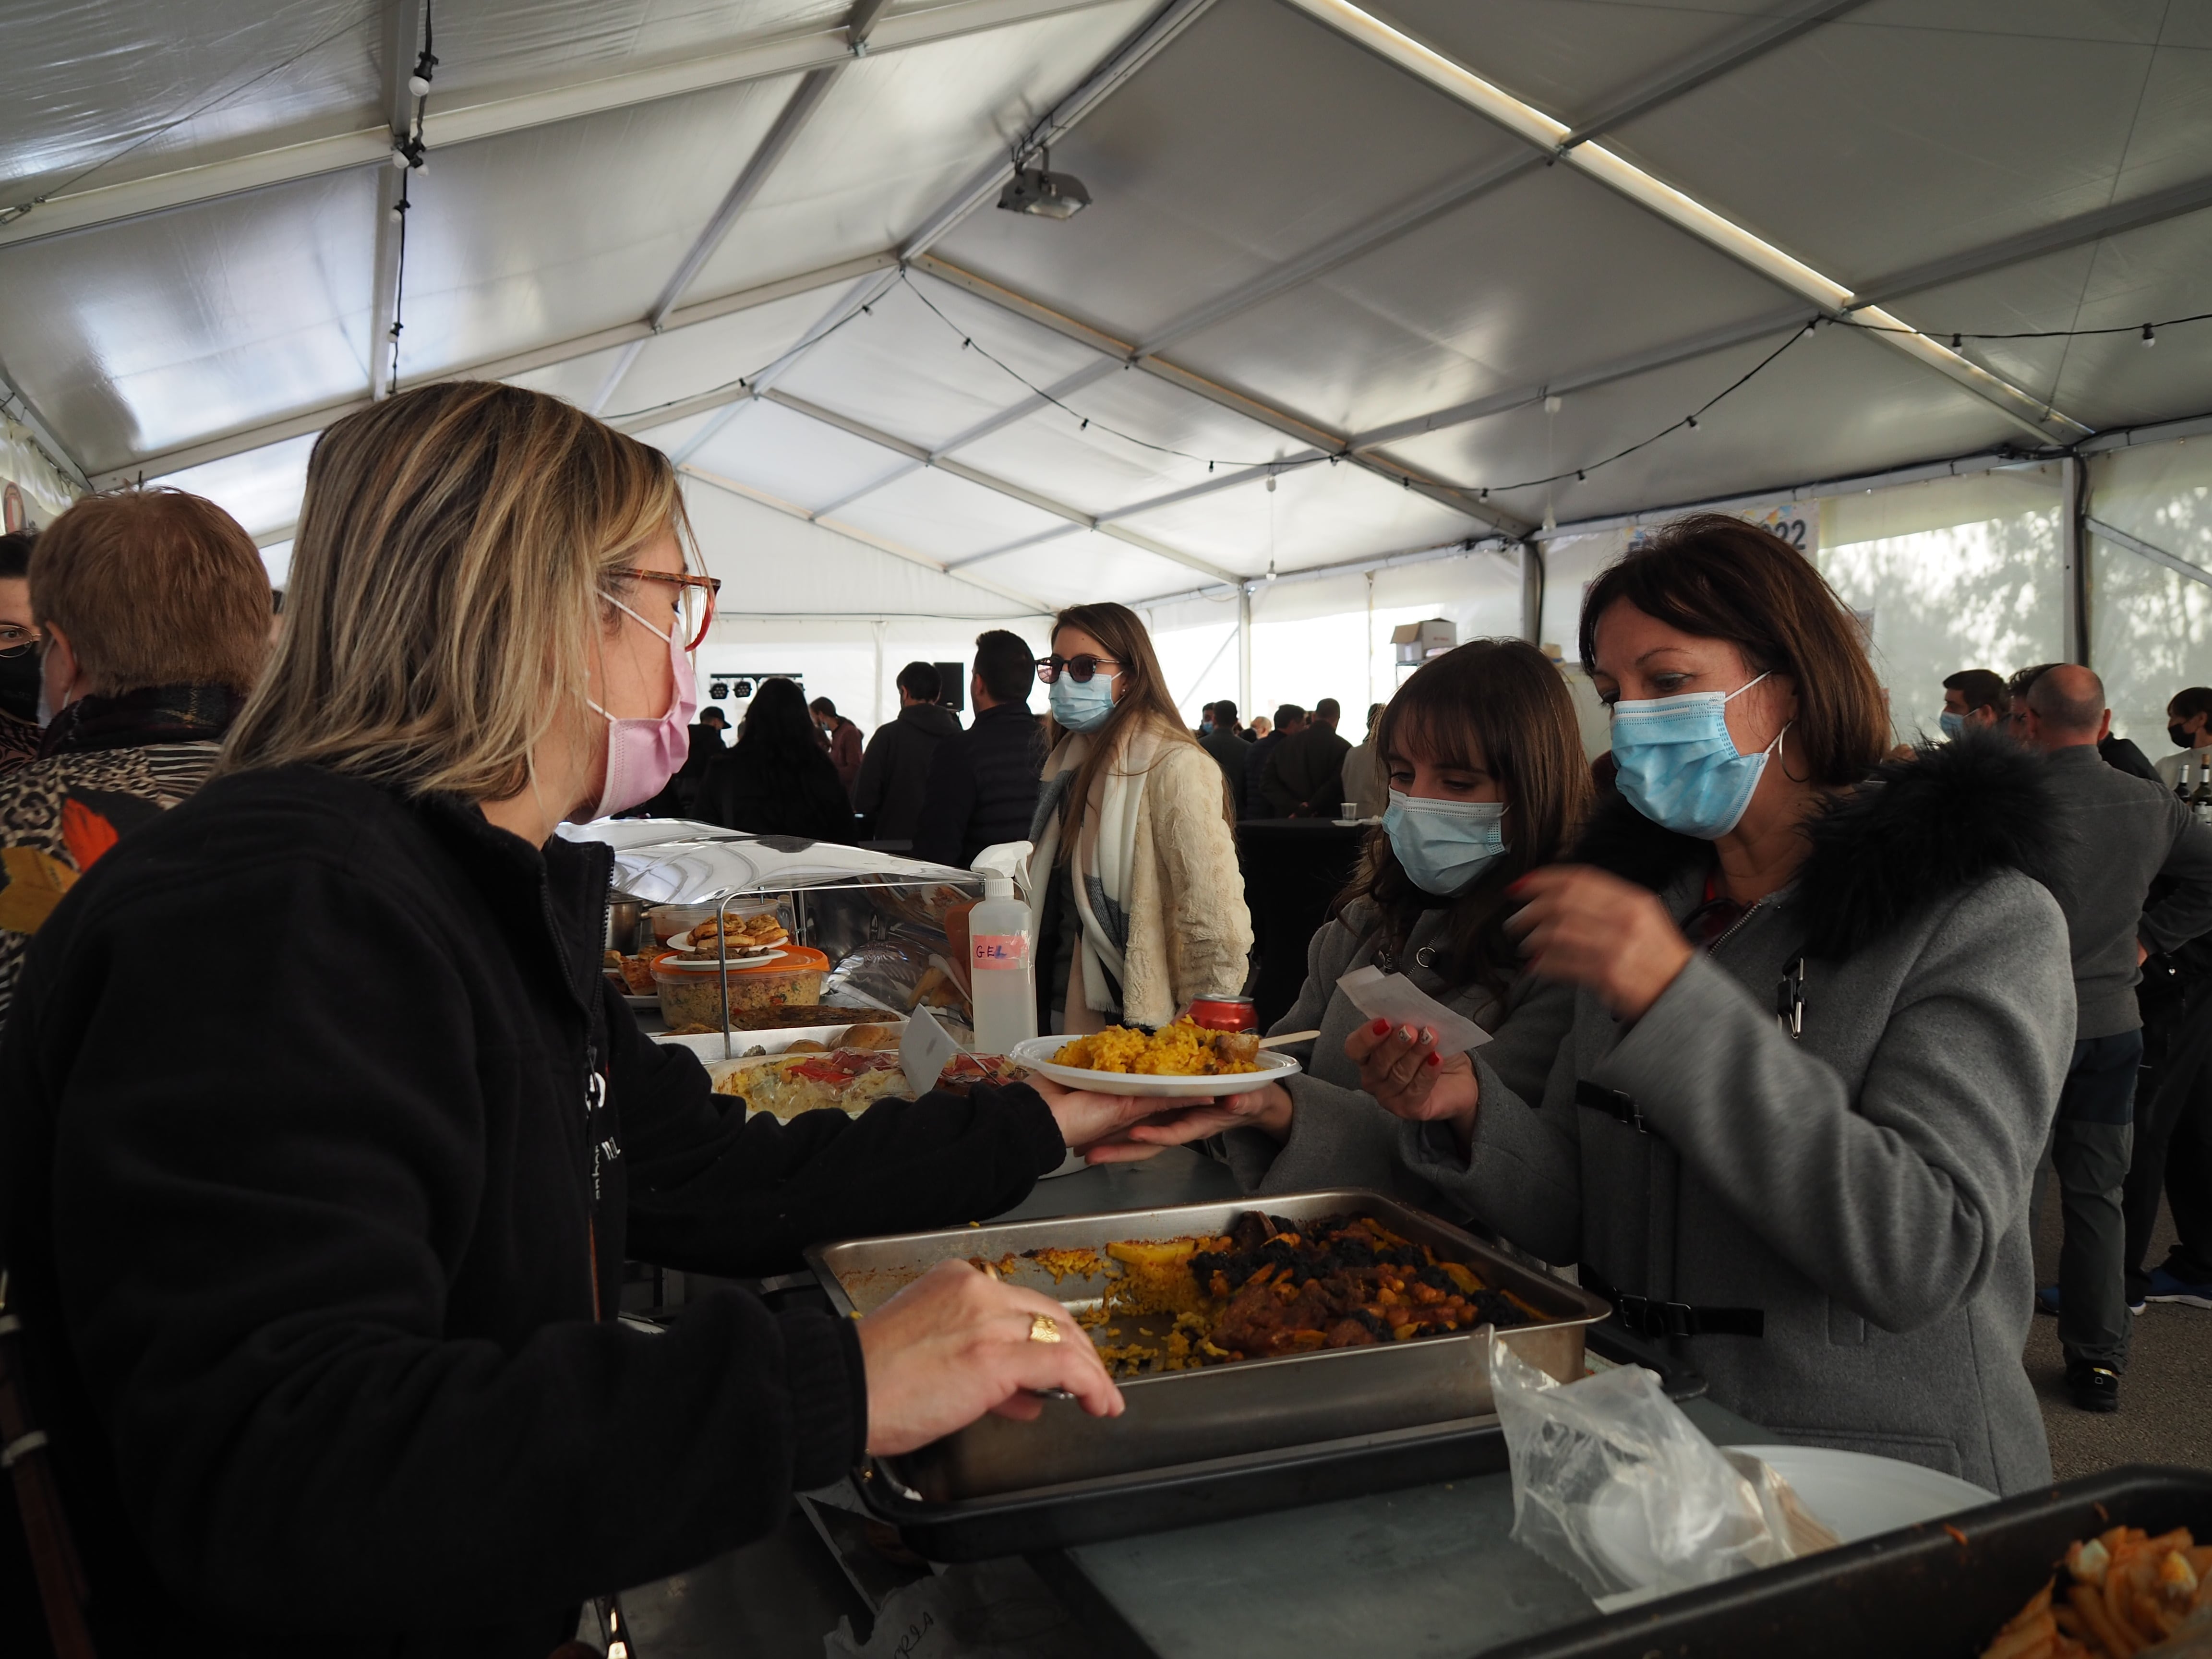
[1105,638,1593,1214]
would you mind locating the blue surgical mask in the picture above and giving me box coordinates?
[1383,790,1509,896]
[1938,710,1966,741]
[1050,671,1117,733]
[1610,672,1786,840]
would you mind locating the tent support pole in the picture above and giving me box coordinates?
[2061,455,2089,666]
[1238,586,1253,721]
[1520,538,1544,648]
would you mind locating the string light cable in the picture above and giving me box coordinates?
[1834,307,2212,349]
[383,1,438,394]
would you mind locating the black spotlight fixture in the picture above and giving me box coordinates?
[996,145,1091,220]
[709,682,730,699]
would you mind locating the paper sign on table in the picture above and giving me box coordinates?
[1335,965,1491,1058]
[900,1000,961,1098]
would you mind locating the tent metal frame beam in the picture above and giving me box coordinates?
[757,385,1246,585]
[367,0,422,402]
[1124,529,1513,611]
[89,252,891,488]
[2087,516,2212,593]
[678,461,1053,613]
[0,0,1127,251]
[910,253,1527,534]
[1277,0,2089,447]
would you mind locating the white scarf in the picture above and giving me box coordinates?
[1028,722,1163,1018]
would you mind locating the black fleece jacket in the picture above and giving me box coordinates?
[0,765,1066,1658]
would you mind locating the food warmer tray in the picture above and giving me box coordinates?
[805,1190,1702,1560]
[1484,1465,2212,1659]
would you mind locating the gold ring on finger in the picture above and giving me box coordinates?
[1029,1313,1062,1344]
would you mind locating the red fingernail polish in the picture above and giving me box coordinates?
[1371,1019,1390,1035]
[1425,1052,1442,1069]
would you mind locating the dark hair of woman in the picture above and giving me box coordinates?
[1334,638,1592,997]
[734,676,821,764]
[1577,513,1887,788]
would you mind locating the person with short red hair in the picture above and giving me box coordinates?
[0,486,271,1030]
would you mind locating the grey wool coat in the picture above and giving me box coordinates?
[1402,735,2074,1495]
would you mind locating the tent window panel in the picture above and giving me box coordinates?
[2088,535,2212,752]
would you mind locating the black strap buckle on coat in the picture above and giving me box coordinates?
[1575,1079,1649,1133]
[1582,1267,1765,1340]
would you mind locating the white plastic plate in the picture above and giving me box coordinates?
[1005,1036,1298,1098]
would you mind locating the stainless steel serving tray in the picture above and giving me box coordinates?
[805,1189,1611,1504]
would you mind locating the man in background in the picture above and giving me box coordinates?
[2157,685,2212,793]
[854,661,961,842]
[0,531,44,773]
[1196,701,1216,739]
[1262,696,1350,817]
[2023,664,2212,1412]
[1340,700,1387,817]
[912,630,1047,870]
[1939,668,2006,740]
[2008,663,2160,779]
[0,489,271,1031]
[1200,696,1249,814]
[810,695,864,795]
[1242,704,1303,817]
[1248,714,1272,740]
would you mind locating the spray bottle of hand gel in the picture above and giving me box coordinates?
[968,842,1037,1054]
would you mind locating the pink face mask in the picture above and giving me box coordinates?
[586,594,698,819]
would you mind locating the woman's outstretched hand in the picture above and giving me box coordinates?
[857,1260,1124,1456]
[1343,1018,1480,1151]
[1027,1074,1168,1161]
[1507,865,1692,1022]
[1086,1082,1293,1162]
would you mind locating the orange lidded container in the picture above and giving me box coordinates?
[653,945,832,1028]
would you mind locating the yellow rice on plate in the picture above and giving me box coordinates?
[1052,1017,1260,1077]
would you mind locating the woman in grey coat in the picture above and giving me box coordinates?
[1354,516,2071,1495]
[1106,640,1584,1223]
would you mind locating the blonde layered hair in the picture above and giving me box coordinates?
[221,381,691,798]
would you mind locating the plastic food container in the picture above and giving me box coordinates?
[654,945,831,1028]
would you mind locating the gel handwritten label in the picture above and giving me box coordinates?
[972,933,1028,970]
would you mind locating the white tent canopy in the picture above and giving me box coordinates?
[6,0,2212,731]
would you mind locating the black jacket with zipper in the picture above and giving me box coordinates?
[0,764,1067,1658]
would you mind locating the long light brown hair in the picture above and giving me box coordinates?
[1047,601,1228,856]
[1337,638,1591,995]
[220,381,694,799]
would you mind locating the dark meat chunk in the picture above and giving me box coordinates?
[1323,1319,1378,1348]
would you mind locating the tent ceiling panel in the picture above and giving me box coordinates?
[1385,322,2020,525]
[0,1,378,201]
[682,473,1040,617]
[1111,451,1475,574]
[1878,207,2212,436]
[826,460,1075,560]
[502,340,640,411]
[976,528,1197,604]
[624,409,725,460]
[151,431,318,541]
[1162,161,1793,442]
[771,273,1108,452]
[425,0,849,108]
[1595,2,2206,289]
[680,396,916,511]
[384,73,802,385]
[0,168,375,474]
[1359,0,1810,133]
[932,0,1532,344]
[680,0,1154,300]
[985,346,1310,469]
[950,397,1283,520]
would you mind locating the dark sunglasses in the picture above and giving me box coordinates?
[1036,653,1119,685]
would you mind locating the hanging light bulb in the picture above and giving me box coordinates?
[1685,415,1700,433]
[408,73,432,97]
[1542,394,1563,415]
[2143,324,2157,348]
[1265,473,1277,493]
[995,144,1091,220]
[1542,505,1556,532]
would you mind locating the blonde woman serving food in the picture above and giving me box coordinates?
[0,384,1164,1655]
[1030,602,1253,1034]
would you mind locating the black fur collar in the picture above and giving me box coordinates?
[1573,731,2062,959]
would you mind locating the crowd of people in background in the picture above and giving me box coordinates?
[1191,696,1390,821]
[1933,657,2212,1415]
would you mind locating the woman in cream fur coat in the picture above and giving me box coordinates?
[1028,602,1253,1033]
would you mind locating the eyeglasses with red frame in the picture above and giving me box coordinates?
[611,567,721,651]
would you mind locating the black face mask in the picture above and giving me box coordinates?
[2171,722,2198,750]
[0,650,40,724]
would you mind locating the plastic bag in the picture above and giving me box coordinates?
[1491,1337,1835,1605]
